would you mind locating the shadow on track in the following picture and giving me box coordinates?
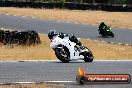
[97,36,115,38]
[50,61,93,64]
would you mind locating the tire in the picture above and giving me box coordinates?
[54,46,70,63]
[79,76,86,85]
[83,50,94,62]
[100,32,106,37]
[111,32,114,37]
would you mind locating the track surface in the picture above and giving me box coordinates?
[0,13,132,88]
[0,61,132,88]
[0,14,132,44]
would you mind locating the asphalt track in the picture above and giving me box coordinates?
[0,61,132,88]
[0,13,132,88]
[0,14,132,45]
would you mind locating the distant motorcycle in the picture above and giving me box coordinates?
[49,33,94,63]
[98,26,114,37]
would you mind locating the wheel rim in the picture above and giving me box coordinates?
[84,52,93,60]
[59,48,68,58]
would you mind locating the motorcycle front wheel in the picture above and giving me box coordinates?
[54,46,70,63]
[83,51,94,62]
[110,32,114,37]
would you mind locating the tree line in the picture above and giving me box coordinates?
[0,0,132,5]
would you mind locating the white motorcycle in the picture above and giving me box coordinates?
[49,33,94,63]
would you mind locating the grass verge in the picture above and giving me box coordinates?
[0,8,131,60]
[0,7,132,29]
[0,34,131,60]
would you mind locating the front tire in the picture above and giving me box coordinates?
[83,51,94,62]
[110,32,114,37]
[54,46,70,63]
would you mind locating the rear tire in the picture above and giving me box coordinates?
[54,46,70,63]
[100,32,106,37]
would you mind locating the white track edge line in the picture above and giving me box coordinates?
[0,82,35,85]
[0,60,132,62]
[45,81,76,83]
[0,81,76,84]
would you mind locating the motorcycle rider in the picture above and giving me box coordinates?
[48,30,68,40]
[48,30,81,46]
[69,35,82,46]
[98,22,107,34]
[48,30,57,41]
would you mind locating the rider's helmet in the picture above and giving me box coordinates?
[48,30,57,39]
[99,22,106,30]
[100,22,105,25]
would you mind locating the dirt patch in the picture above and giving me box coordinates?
[0,83,64,88]
[0,7,132,29]
[0,34,131,60]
